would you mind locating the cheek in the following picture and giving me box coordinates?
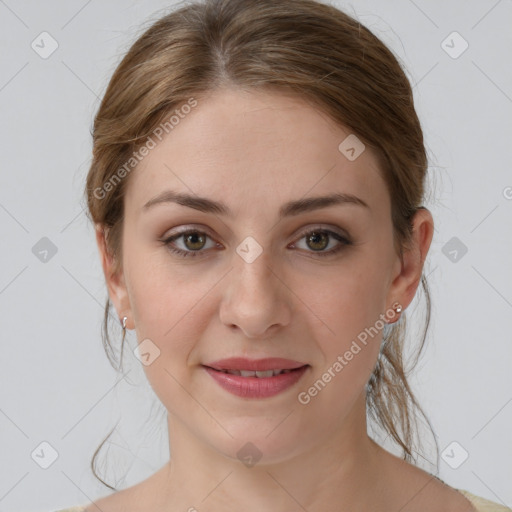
[309,260,387,339]
[303,258,387,397]
[300,271,385,415]
[126,262,210,414]
[124,248,201,354]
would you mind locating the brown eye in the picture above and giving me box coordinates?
[161,229,217,258]
[292,228,352,257]
[161,226,351,260]
[305,231,329,251]
[183,232,207,251]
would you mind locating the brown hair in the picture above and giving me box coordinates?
[85,0,438,490]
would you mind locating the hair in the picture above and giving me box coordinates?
[84,0,438,490]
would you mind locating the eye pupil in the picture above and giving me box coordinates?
[307,231,329,251]
[185,232,206,250]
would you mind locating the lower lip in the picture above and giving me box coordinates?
[203,365,309,398]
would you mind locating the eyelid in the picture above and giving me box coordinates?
[293,223,349,240]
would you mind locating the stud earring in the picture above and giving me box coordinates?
[387,303,403,324]
[121,316,128,333]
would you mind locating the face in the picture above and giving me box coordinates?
[97,87,433,464]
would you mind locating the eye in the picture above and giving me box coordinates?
[160,229,218,258]
[160,226,352,259]
[290,227,352,257]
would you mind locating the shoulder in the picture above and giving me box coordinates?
[456,489,512,512]
[376,449,508,512]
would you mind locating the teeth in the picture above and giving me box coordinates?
[219,368,295,377]
[256,370,274,378]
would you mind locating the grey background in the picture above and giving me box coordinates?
[0,0,511,510]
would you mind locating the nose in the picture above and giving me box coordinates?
[219,249,292,339]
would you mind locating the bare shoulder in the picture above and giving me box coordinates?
[83,466,169,512]
[410,471,476,511]
[380,451,477,512]
[83,487,138,512]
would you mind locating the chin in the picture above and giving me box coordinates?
[203,417,312,467]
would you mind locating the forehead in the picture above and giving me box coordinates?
[126,87,389,218]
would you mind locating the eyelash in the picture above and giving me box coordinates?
[160,226,352,259]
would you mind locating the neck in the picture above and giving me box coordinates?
[153,392,388,511]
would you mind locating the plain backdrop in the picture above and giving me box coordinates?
[0,0,511,510]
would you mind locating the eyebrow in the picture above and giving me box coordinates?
[142,190,369,218]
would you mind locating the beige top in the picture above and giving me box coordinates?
[457,490,512,511]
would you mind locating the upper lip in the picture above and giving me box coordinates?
[203,357,308,372]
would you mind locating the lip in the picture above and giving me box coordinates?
[204,357,307,372]
[202,364,309,399]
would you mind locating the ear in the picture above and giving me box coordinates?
[95,224,133,330]
[386,208,434,313]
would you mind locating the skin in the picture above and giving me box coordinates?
[90,87,475,511]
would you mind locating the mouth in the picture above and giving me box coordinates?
[203,357,308,373]
[203,367,305,377]
[201,362,310,399]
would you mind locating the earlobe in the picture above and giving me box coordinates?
[95,224,132,327]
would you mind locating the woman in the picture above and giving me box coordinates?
[57,0,510,510]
